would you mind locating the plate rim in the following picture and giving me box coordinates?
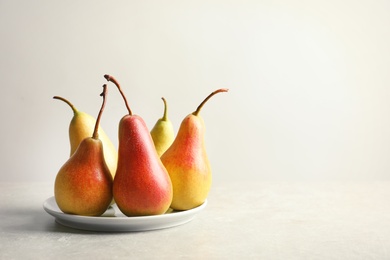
[43,196,207,232]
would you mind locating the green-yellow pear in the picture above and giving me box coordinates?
[161,89,228,210]
[53,96,118,179]
[150,97,175,157]
[54,85,113,216]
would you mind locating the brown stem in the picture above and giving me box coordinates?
[53,96,78,114]
[193,88,229,116]
[104,74,132,115]
[92,84,108,139]
[161,97,168,121]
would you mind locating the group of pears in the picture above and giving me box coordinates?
[53,74,228,217]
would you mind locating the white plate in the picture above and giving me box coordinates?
[43,197,207,232]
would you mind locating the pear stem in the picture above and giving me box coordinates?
[104,74,132,115]
[193,88,229,116]
[92,84,108,139]
[53,96,78,114]
[161,97,168,121]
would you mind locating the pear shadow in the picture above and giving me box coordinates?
[2,206,88,234]
[2,206,167,235]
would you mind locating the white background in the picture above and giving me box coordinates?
[1,0,389,183]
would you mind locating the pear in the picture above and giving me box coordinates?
[161,88,228,210]
[150,97,175,157]
[54,85,113,216]
[105,74,173,216]
[53,96,118,179]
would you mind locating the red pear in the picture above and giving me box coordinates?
[105,74,173,216]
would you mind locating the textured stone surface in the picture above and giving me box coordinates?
[1,181,390,259]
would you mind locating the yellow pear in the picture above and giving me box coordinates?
[53,96,118,179]
[150,97,175,157]
[161,89,228,210]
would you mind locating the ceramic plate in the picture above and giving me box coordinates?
[43,197,207,232]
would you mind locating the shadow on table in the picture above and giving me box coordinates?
[3,206,87,234]
[3,206,155,235]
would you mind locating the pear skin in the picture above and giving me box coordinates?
[150,97,175,157]
[54,85,113,216]
[161,89,228,210]
[54,138,113,216]
[53,96,118,179]
[105,74,173,216]
[161,115,211,210]
[114,115,173,216]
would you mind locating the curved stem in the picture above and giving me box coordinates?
[104,74,132,115]
[161,97,168,121]
[92,84,108,139]
[193,88,229,116]
[53,96,78,114]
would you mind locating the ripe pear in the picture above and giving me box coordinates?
[105,74,173,216]
[53,96,118,179]
[150,97,175,157]
[161,88,228,210]
[54,85,113,216]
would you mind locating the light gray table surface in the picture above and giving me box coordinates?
[1,181,390,259]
